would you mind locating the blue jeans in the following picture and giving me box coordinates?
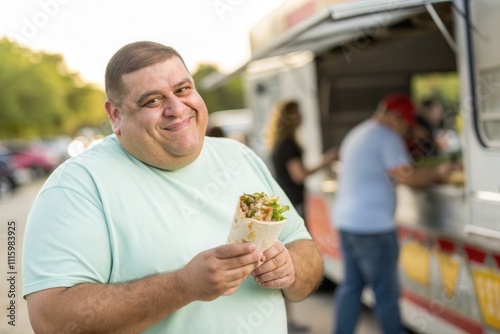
[333,230,403,334]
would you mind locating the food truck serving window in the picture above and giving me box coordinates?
[470,0,500,147]
[477,67,500,144]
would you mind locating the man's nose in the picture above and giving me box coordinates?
[162,97,184,117]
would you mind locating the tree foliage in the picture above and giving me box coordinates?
[192,63,245,113]
[0,39,245,140]
[0,38,106,139]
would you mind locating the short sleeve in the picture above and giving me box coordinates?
[380,133,410,170]
[22,187,111,297]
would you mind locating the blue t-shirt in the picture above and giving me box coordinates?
[22,135,311,334]
[332,120,410,233]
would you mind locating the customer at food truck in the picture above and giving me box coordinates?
[408,98,462,162]
[269,100,338,220]
[418,98,444,130]
[421,98,461,156]
[407,113,438,160]
[330,93,456,334]
[408,98,444,159]
[22,41,324,334]
[268,100,337,332]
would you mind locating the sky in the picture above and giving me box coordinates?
[0,0,287,88]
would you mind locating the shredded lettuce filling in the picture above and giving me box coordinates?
[239,192,289,221]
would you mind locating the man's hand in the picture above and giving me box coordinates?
[323,147,339,165]
[26,243,264,333]
[178,243,264,300]
[436,161,461,183]
[256,239,323,302]
[251,240,295,289]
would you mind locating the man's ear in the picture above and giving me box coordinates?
[105,100,121,135]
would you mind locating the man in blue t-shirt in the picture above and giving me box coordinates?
[331,93,455,334]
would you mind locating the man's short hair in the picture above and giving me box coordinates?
[105,41,187,104]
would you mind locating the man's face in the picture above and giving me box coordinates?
[105,57,209,170]
[390,111,411,137]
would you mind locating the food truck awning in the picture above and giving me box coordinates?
[202,0,451,90]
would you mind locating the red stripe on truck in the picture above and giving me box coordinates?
[402,289,484,334]
[464,245,487,264]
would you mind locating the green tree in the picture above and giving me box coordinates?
[0,40,245,139]
[0,38,106,139]
[192,63,244,113]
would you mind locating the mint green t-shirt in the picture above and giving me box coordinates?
[22,135,311,333]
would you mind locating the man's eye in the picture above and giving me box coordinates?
[176,87,191,95]
[144,98,163,107]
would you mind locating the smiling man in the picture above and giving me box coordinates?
[105,48,208,171]
[22,41,323,333]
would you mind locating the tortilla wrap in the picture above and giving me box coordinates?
[226,195,287,252]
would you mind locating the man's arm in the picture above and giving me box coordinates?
[252,239,324,302]
[389,161,457,188]
[26,243,263,334]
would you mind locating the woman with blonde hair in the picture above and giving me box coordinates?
[269,100,337,220]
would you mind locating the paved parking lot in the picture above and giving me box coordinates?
[292,280,380,334]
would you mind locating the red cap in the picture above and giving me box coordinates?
[381,93,416,127]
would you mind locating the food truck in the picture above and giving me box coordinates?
[205,0,500,332]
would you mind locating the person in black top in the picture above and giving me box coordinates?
[268,100,337,333]
[272,133,306,216]
[269,100,337,219]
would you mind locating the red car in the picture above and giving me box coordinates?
[8,143,58,179]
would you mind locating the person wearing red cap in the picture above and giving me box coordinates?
[330,93,455,334]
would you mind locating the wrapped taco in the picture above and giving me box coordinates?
[226,192,289,252]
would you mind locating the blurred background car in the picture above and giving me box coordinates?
[206,108,254,143]
[34,136,72,166]
[1,138,66,184]
[0,145,18,198]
